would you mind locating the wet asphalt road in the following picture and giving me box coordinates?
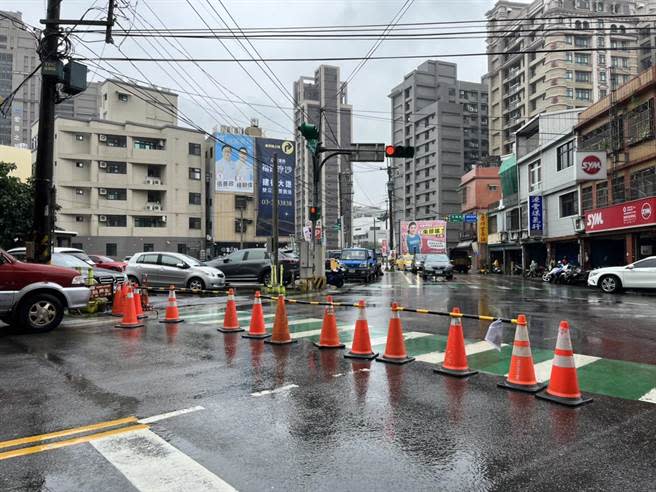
[1,272,655,491]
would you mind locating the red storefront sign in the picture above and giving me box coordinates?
[585,197,656,233]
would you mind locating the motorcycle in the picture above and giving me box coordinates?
[543,263,565,283]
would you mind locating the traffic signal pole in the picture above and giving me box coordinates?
[32,0,61,263]
[386,161,395,271]
[272,153,279,282]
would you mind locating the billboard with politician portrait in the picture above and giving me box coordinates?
[255,138,295,237]
[214,132,254,193]
[400,220,447,255]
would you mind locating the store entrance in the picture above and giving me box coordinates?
[588,238,626,268]
[637,230,656,260]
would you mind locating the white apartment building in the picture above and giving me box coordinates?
[32,80,208,259]
[486,0,641,156]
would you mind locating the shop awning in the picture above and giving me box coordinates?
[453,240,473,250]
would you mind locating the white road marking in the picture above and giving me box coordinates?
[531,354,600,383]
[266,318,322,329]
[251,384,298,397]
[138,406,205,425]
[366,331,431,348]
[91,428,236,492]
[638,388,656,404]
[333,368,370,378]
[185,311,249,321]
[415,341,507,364]
[402,273,414,286]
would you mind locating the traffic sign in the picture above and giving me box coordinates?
[464,213,477,223]
[350,143,386,162]
[448,214,464,223]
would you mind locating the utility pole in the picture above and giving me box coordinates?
[31,0,61,264]
[272,153,279,280]
[239,207,244,250]
[386,160,395,271]
[373,216,376,250]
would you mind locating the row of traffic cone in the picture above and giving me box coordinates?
[231,291,591,407]
[111,282,148,319]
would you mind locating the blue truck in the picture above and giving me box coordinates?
[340,248,378,283]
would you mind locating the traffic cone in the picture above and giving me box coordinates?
[536,321,592,407]
[115,287,144,329]
[313,296,345,349]
[264,295,297,345]
[376,303,415,364]
[111,283,126,317]
[133,286,147,319]
[159,285,184,324]
[344,300,378,360]
[242,291,271,339]
[218,288,244,333]
[434,307,478,377]
[498,314,545,393]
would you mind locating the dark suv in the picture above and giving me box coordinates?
[206,248,299,285]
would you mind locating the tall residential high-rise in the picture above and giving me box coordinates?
[486,0,641,156]
[388,60,489,248]
[637,2,656,71]
[293,65,353,249]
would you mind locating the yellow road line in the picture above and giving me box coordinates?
[0,424,148,461]
[0,416,138,450]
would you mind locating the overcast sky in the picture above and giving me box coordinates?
[8,0,496,207]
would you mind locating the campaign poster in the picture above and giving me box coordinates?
[400,220,447,254]
[255,138,295,236]
[214,132,254,193]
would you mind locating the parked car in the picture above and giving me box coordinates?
[340,248,377,283]
[126,252,225,290]
[411,254,426,274]
[88,255,127,272]
[0,248,90,332]
[396,254,414,271]
[205,248,299,285]
[421,254,454,281]
[8,250,125,288]
[8,246,95,266]
[587,256,656,294]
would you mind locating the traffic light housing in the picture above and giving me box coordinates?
[385,145,415,158]
[309,206,321,221]
[298,122,320,155]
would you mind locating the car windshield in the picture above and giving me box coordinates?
[342,250,366,260]
[90,255,114,263]
[52,253,91,269]
[66,251,95,264]
[424,254,450,263]
[179,254,202,266]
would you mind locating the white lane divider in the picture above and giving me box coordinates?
[251,384,298,397]
[531,354,600,383]
[367,331,431,348]
[91,428,237,492]
[414,341,507,364]
[638,388,656,404]
[138,406,205,425]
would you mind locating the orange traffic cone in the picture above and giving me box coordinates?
[434,307,478,377]
[159,285,184,324]
[242,291,271,339]
[218,288,244,333]
[344,300,378,360]
[115,287,144,329]
[264,295,297,345]
[111,283,126,317]
[133,286,147,319]
[376,303,415,364]
[536,321,592,407]
[313,296,345,349]
[498,314,545,393]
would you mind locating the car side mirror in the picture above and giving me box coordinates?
[176,262,188,269]
[626,265,634,270]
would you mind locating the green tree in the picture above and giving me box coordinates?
[0,162,33,250]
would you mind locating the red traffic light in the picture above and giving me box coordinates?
[384,145,415,158]
[385,145,396,157]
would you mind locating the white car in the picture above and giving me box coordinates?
[587,256,656,293]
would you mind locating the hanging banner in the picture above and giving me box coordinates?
[400,220,447,254]
[528,195,543,235]
[214,132,255,193]
[477,213,488,244]
[255,138,295,236]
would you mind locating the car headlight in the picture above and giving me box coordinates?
[71,275,85,286]
[588,271,599,278]
[207,272,216,278]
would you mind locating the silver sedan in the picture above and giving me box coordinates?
[126,252,225,290]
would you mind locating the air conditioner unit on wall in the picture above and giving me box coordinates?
[161,215,167,223]
[99,161,107,169]
[99,215,107,222]
[500,231,509,242]
[510,231,519,241]
[99,188,107,195]
[76,161,84,168]
[153,204,161,211]
[574,217,585,233]
[145,204,154,211]
[145,178,153,185]
[99,134,107,141]
[152,178,161,185]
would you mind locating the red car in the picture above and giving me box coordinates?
[88,255,127,272]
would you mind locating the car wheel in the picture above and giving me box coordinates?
[260,269,271,285]
[127,275,140,286]
[187,277,205,291]
[599,275,621,294]
[16,293,64,333]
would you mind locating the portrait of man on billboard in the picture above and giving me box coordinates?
[215,144,233,189]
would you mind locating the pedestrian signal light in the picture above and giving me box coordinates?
[385,145,415,158]
[309,206,321,221]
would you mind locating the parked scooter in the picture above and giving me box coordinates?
[543,262,565,282]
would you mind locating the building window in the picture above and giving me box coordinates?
[596,181,608,207]
[557,140,575,171]
[559,191,579,217]
[75,134,85,141]
[134,216,166,228]
[75,216,84,222]
[488,215,498,234]
[117,93,129,102]
[189,167,201,180]
[611,56,629,68]
[488,184,498,191]
[598,53,606,65]
[144,243,154,252]
[626,99,655,146]
[565,35,573,45]
[103,215,127,227]
[600,89,607,97]
[597,36,605,47]
[565,70,573,80]
[106,243,117,257]
[575,88,591,100]
[188,192,201,205]
[189,217,201,229]
[599,70,607,82]
[630,166,656,199]
[612,176,625,204]
[177,244,187,254]
[529,161,542,191]
[575,71,591,83]
[100,134,127,147]
[188,142,201,155]
[566,88,574,98]
[105,188,127,201]
[575,53,590,65]
[105,161,127,174]
[133,137,165,150]
[574,36,590,48]
[581,186,593,211]
[566,52,573,63]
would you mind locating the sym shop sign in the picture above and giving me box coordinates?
[575,151,607,181]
